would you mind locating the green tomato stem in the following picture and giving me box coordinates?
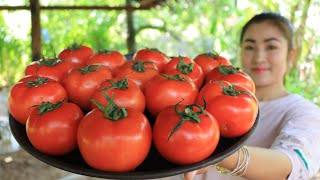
[91,92,127,121]
[168,100,207,141]
[176,56,194,75]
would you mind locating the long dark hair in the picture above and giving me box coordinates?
[240,12,294,51]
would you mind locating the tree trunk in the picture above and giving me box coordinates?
[293,0,311,68]
[30,0,41,61]
[126,0,136,54]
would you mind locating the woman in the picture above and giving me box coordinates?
[184,12,320,180]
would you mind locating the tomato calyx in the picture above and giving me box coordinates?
[25,77,49,87]
[67,43,82,50]
[79,64,102,74]
[132,60,157,72]
[218,81,257,101]
[218,65,240,75]
[146,47,164,55]
[39,57,63,67]
[102,78,129,90]
[176,56,194,75]
[205,52,220,59]
[33,99,66,115]
[97,49,112,54]
[168,100,207,141]
[91,92,128,121]
[161,74,187,82]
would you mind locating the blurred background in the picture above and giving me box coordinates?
[0,0,319,104]
[0,0,319,179]
[0,0,320,104]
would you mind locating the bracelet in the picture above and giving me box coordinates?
[215,146,250,176]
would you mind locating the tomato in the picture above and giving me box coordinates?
[26,100,83,155]
[86,50,126,74]
[205,65,255,94]
[144,73,198,116]
[133,48,170,72]
[8,76,68,125]
[90,77,146,112]
[62,64,112,111]
[58,43,94,68]
[115,60,159,90]
[25,57,73,83]
[194,52,232,76]
[204,82,258,138]
[195,80,231,106]
[163,56,204,88]
[153,101,220,165]
[77,95,152,172]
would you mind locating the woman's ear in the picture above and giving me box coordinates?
[288,48,296,64]
[287,48,297,71]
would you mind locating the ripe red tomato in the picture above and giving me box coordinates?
[115,60,159,90]
[205,65,255,94]
[25,57,73,83]
[204,82,258,138]
[144,73,198,116]
[58,44,94,68]
[90,77,146,112]
[8,76,68,125]
[153,101,220,165]
[26,100,83,155]
[163,56,204,88]
[194,52,232,76]
[195,80,230,106]
[77,96,152,172]
[133,48,170,72]
[62,65,113,111]
[86,50,126,74]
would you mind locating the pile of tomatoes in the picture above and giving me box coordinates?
[8,44,258,172]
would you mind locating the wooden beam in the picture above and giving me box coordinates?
[30,0,41,61]
[126,0,137,54]
[0,6,29,10]
[0,1,165,11]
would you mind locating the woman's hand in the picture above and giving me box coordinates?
[184,166,213,180]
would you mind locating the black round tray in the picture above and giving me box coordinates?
[9,110,259,179]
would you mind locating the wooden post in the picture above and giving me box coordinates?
[126,0,136,54]
[30,0,41,61]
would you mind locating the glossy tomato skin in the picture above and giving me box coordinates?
[205,84,258,138]
[58,45,94,68]
[115,60,159,90]
[153,105,220,165]
[133,48,170,73]
[194,53,232,76]
[90,78,146,112]
[144,73,199,116]
[77,108,152,172]
[8,76,68,125]
[86,50,126,74]
[205,65,255,94]
[163,56,204,89]
[24,58,73,83]
[26,102,83,155]
[62,65,113,111]
[196,80,231,106]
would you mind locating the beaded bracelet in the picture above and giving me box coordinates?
[216,146,250,176]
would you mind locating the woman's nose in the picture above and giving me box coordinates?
[253,49,266,64]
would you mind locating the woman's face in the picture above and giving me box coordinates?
[240,21,292,88]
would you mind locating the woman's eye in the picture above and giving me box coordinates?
[244,46,254,50]
[266,45,277,50]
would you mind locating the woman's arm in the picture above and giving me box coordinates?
[219,146,292,180]
[185,147,292,180]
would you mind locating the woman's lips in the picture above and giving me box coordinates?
[251,67,268,73]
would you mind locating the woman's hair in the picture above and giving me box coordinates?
[240,12,294,50]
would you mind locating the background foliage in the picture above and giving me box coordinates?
[0,0,319,105]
